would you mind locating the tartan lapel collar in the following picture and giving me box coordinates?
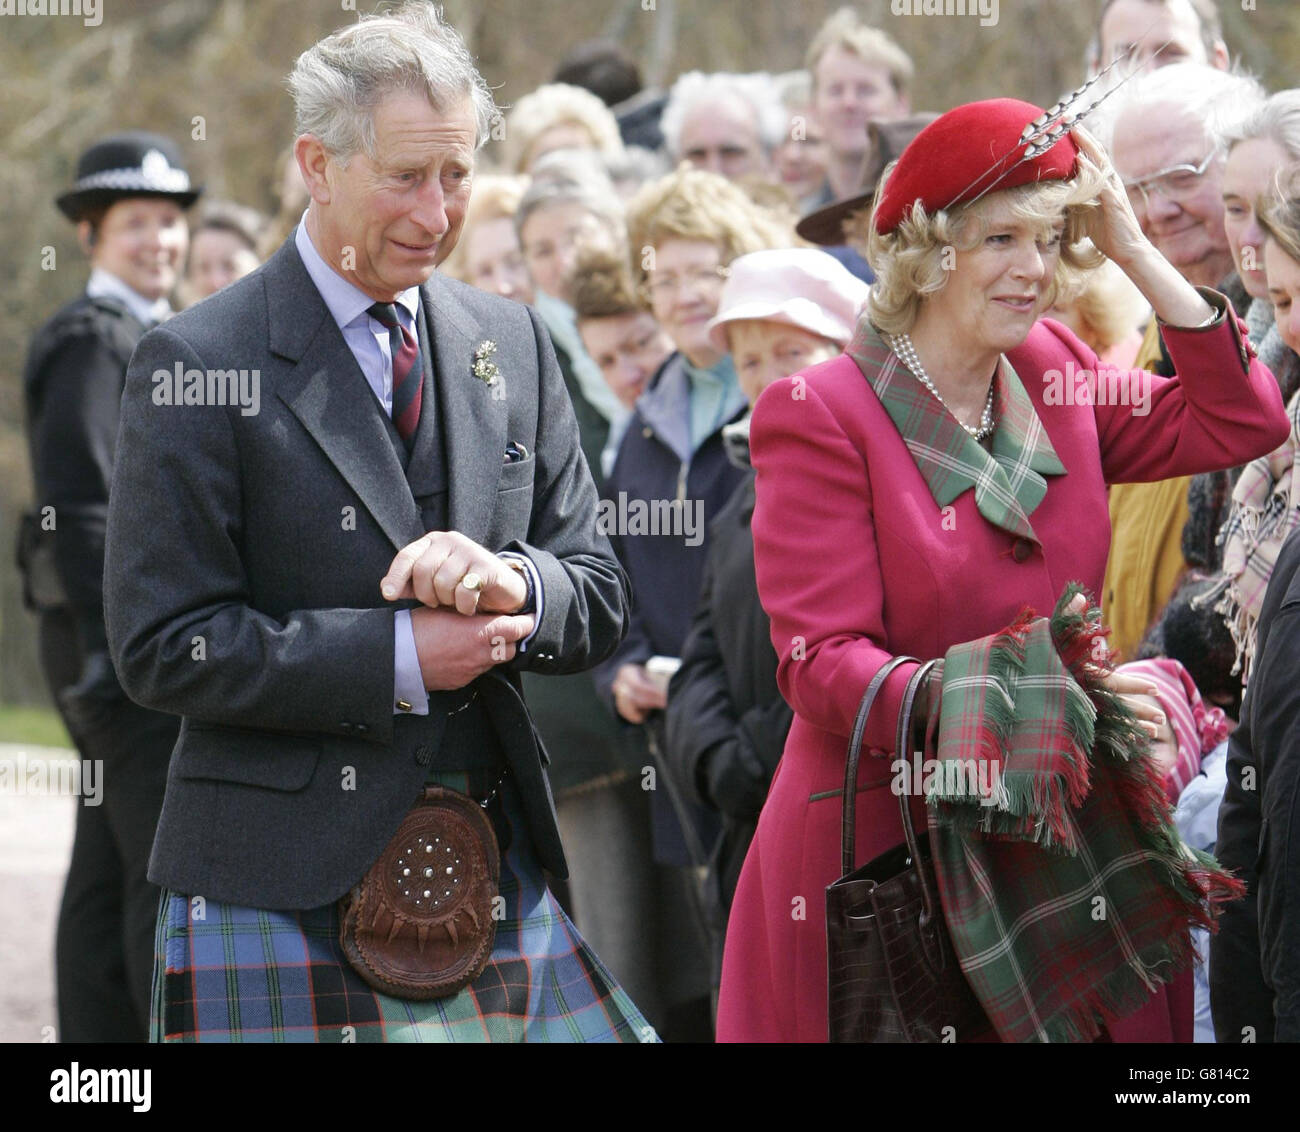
[847,319,1065,543]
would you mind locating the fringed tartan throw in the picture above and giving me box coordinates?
[925,582,1244,1043]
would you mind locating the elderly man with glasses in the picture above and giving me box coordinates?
[1095,63,1264,665]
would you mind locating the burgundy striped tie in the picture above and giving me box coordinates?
[367,302,423,446]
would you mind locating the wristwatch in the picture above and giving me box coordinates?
[503,556,534,614]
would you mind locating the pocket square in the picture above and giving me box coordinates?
[504,442,529,463]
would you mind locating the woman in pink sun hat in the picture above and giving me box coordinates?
[705,247,871,403]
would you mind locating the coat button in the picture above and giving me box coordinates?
[415,744,433,767]
[1011,538,1033,562]
[355,723,369,735]
[340,721,354,732]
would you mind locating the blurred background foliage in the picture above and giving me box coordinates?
[2,0,1297,712]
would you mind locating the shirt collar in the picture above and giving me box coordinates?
[294,212,420,330]
[86,268,172,327]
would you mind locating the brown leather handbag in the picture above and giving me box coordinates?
[825,657,990,1043]
[340,783,500,1000]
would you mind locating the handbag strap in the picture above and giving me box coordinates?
[840,655,917,876]
[895,658,940,926]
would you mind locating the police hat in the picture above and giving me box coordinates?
[56,131,202,221]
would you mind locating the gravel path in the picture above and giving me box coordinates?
[0,743,75,1044]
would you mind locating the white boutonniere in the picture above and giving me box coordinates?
[472,340,500,385]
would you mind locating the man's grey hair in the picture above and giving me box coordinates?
[660,71,788,159]
[1092,62,1264,157]
[288,1,497,163]
[1222,90,1300,167]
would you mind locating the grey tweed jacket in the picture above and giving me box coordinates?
[104,235,629,909]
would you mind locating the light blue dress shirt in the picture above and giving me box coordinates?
[294,220,541,717]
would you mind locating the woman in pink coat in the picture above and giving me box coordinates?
[716,99,1291,1043]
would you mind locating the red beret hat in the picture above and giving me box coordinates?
[873,98,1079,234]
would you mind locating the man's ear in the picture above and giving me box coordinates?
[294,134,333,205]
[1211,41,1231,73]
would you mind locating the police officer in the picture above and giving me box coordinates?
[19,132,200,1041]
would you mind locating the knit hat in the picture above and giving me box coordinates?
[1114,658,1231,804]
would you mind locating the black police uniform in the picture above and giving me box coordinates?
[21,287,181,1043]
[17,130,198,1042]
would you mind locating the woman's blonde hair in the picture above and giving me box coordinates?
[625,164,793,296]
[439,174,528,284]
[1257,166,1300,266]
[502,83,625,174]
[860,152,1109,335]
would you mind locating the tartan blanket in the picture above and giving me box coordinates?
[926,583,1244,1043]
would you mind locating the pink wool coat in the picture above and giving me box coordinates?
[716,303,1289,1043]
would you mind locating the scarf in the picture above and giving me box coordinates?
[926,583,1244,1043]
[533,290,623,424]
[1113,658,1231,804]
[1194,390,1300,685]
[847,319,1065,543]
[1244,294,1288,376]
[683,354,746,453]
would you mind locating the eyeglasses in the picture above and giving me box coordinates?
[1123,150,1220,212]
[643,264,730,299]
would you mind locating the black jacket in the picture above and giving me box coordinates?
[1210,525,1300,1042]
[21,291,150,722]
[593,353,748,693]
[664,460,792,911]
[591,352,749,865]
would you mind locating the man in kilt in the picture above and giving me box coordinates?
[104,1,653,1042]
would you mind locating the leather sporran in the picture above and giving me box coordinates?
[825,657,990,1043]
[340,784,500,1000]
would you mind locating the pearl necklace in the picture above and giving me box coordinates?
[889,332,996,441]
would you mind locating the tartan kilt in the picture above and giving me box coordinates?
[150,773,658,1043]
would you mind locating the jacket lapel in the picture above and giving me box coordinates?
[988,354,1067,536]
[421,273,507,545]
[847,319,1065,543]
[266,239,422,552]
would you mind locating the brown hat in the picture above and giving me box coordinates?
[795,113,938,246]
